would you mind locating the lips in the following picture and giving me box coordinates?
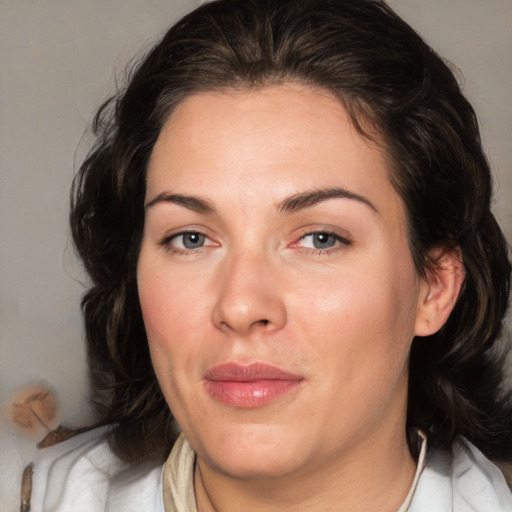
[203,362,304,408]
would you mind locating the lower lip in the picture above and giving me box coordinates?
[204,379,302,408]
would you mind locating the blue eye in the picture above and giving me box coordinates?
[170,232,207,250]
[311,233,337,249]
[298,232,349,250]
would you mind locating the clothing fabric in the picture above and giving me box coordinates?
[26,427,512,511]
[28,426,165,512]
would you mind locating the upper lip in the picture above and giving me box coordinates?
[204,362,303,382]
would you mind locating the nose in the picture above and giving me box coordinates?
[212,251,287,336]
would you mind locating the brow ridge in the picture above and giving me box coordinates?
[144,192,216,214]
[278,187,377,213]
[145,187,376,215]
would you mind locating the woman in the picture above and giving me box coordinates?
[25,0,512,510]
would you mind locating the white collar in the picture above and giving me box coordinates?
[397,430,428,512]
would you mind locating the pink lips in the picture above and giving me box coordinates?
[203,362,304,408]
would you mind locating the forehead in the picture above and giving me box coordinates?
[146,84,403,224]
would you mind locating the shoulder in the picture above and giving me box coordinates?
[29,426,165,512]
[409,437,512,512]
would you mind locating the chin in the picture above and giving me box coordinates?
[194,422,310,479]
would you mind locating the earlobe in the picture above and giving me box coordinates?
[414,248,465,337]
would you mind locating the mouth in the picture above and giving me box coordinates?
[203,362,304,408]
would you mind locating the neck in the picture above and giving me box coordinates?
[194,426,417,512]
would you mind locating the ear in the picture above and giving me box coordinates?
[414,247,465,337]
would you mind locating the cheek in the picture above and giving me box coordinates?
[295,256,417,335]
[291,253,419,383]
[138,253,210,340]
[136,254,210,388]
[275,262,416,449]
[137,265,212,426]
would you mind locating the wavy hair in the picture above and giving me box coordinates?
[71,0,512,465]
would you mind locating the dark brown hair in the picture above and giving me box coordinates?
[71,0,512,465]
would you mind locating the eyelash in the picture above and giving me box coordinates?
[293,230,352,255]
[158,229,352,256]
[159,230,215,255]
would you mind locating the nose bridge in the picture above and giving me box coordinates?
[212,245,286,335]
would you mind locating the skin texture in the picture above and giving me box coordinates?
[137,84,464,511]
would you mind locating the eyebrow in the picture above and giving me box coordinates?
[144,192,216,214]
[144,187,377,215]
[277,187,378,214]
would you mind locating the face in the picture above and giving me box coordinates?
[137,84,426,480]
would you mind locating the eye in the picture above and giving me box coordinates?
[296,231,351,251]
[177,232,206,249]
[163,231,213,251]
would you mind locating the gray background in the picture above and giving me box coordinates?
[1,1,511,508]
